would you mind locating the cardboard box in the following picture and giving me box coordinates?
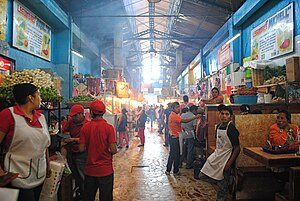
[286,57,300,82]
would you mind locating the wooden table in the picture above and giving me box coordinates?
[243,147,300,168]
[244,147,300,201]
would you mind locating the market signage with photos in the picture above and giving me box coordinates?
[218,43,231,69]
[251,3,293,60]
[116,82,129,98]
[0,0,7,41]
[12,1,51,61]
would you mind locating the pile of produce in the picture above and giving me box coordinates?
[263,66,286,84]
[67,95,97,103]
[0,69,63,105]
[65,95,97,107]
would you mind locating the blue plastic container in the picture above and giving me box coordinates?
[233,95,258,104]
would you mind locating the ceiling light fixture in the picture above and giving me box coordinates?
[225,33,241,45]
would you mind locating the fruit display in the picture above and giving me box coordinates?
[0,69,63,103]
[237,86,257,95]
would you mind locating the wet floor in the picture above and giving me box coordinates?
[98,123,217,201]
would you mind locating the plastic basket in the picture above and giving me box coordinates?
[233,95,258,104]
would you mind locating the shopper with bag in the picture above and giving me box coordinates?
[79,100,117,201]
[0,83,51,201]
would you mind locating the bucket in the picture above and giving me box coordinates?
[264,94,272,103]
[257,93,265,103]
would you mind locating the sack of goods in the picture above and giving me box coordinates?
[40,160,65,201]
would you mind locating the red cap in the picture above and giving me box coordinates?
[89,100,106,114]
[68,104,84,116]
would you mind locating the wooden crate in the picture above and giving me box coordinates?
[252,69,264,86]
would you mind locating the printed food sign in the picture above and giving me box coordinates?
[218,43,231,69]
[12,1,51,61]
[0,0,7,41]
[251,3,293,60]
[116,82,129,98]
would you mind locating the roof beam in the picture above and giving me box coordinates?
[185,0,232,14]
[125,36,210,40]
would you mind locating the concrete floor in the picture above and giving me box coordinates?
[98,124,217,201]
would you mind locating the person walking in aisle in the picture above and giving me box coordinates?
[0,83,51,201]
[181,105,198,169]
[62,104,88,200]
[162,102,172,147]
[79,100,117,201]
[118,108,129,149]
[200,104,240,201]
[166,102,201,176]
[137,109,148,147]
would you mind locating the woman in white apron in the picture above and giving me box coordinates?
[0,83,51,201]
[200,104,240,201]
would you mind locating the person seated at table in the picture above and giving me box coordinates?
[269,110,299,147]
[201,87,224,104]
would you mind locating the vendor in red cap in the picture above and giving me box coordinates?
[79,100,117,201]
[0,83,51,201]
[63,104,88,200]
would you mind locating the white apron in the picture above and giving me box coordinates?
[4,107,50,188]
[201,122,233,180]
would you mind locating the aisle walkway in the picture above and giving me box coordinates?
[109,124,216,201]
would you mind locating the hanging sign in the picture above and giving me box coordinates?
[116,82,129,98]
[0,0,7,41]
[218,43,231,68]
[12,1,51,61]
[251,3,294,60]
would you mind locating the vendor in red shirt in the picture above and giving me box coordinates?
[0,83,51,201]
[79,100,117,201]
[63,104,88,199]
[166,102,201,176]
[201,87,224,104]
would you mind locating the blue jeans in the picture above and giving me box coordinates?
[182,138,195,168]
[84,174,114,201]
[199,168,232,201]
[71,151,87,196]
[166,137,180,173]
[164,126,170,146]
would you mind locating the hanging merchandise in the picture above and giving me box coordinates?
[245,68,252,88]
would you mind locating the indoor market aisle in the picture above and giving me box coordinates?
[106,124,216,201]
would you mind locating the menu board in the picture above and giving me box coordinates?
[0,0,7,41]
[12,1,51,61]
[251,3,294,60]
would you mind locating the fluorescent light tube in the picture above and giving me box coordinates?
[225,33,241,45]
[72,50,83,58]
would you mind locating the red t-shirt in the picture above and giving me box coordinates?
[0,105,42,150]
[62,118,88,152]
[168,111,182,137]
[79,118,117,177]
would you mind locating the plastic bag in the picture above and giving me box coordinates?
[40,152,66,201]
